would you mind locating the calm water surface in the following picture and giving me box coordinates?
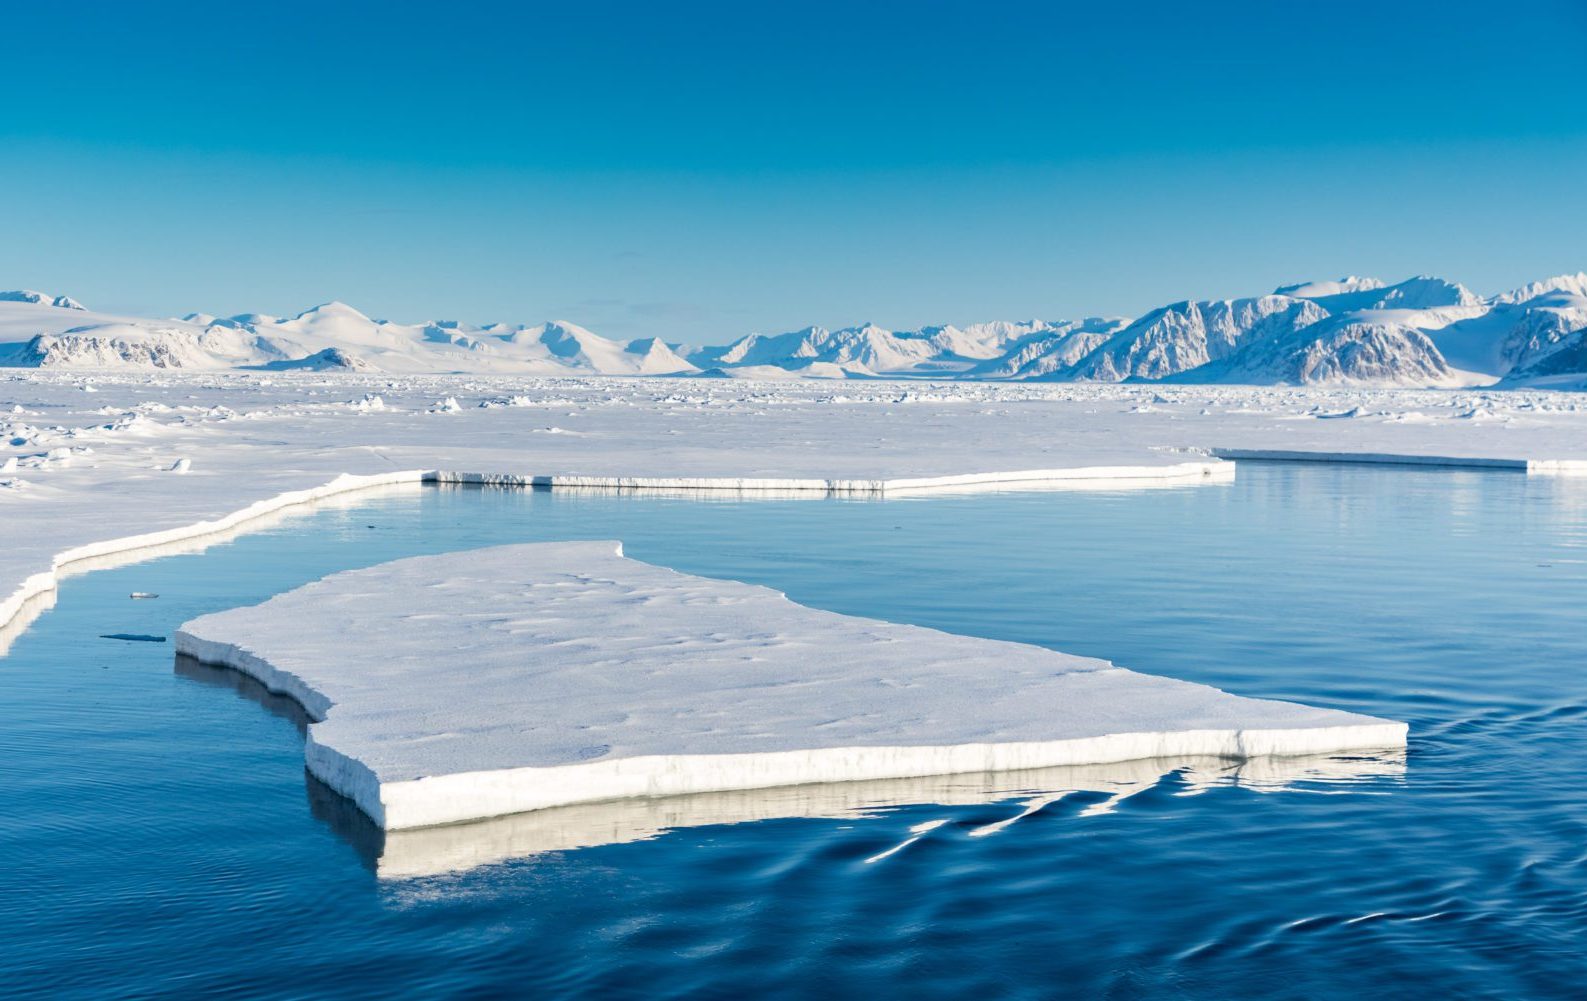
[4,464,1586,999]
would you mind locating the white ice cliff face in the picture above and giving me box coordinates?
[2,273,1585,386]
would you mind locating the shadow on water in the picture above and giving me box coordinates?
[305,774,386,873]
[174,651,1408,881]
[174,653,312,734]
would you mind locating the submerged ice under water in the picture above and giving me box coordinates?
[3,464,1586,998]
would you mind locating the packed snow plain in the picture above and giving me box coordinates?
[174,541,1407,832]
[5,369,1587,651]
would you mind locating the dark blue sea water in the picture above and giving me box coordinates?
[4,464,1586,999]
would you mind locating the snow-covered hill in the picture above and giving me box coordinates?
[0,297,698,376]
[3,273,1585,387]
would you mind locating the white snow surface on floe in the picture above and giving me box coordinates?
[175,542,1406,830]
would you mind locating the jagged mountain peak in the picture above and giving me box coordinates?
[1494,272,1587,305]
[0,290,87,310]
[3,272,1584,386]
[1274,276,1386,299]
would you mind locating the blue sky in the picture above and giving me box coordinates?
[4,0,1585,342]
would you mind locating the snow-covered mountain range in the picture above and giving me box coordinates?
[3,273,1585,387]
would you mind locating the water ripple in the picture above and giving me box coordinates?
[3,464,1587,998]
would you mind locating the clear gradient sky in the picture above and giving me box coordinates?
[4,0,1586,342]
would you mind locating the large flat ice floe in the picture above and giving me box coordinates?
[175,541,1406,831]
[6,374,1587,650]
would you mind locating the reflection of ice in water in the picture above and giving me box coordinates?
[429,466,1233,503]
[178,651,1403,880]
[324,751,1404,880]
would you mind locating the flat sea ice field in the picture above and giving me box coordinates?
[4,463,1586,998]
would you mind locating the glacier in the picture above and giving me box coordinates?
[173,541,1406,830]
